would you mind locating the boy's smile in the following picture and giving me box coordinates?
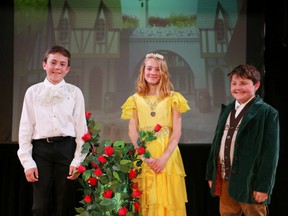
[42,53,70,84]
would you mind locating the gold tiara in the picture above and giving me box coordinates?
[146,53,164,60]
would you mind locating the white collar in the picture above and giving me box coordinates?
[235,96,255,110]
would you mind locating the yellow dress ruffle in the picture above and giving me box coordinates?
[121,91,190,216]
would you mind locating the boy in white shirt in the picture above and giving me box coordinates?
[18,45,87,216]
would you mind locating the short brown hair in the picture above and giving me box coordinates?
[43,45,71,66]
[228,64,260,84]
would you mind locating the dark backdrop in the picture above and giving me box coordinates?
[1,0,288,215]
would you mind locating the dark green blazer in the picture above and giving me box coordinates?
[206,95,279,204]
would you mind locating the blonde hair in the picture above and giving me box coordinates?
[136,53,174,99]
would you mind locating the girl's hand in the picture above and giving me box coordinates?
[144,157,156,166]
[150,155,169,173]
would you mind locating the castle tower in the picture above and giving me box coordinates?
[139,0,148,28]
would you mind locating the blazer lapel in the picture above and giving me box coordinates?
[237,96,263,135]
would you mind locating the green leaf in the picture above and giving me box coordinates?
[100,198,118,212]
[145,136,156,142]
[75,207,85,213]
[84,188,94,195]
[99,175,109,184]
[144,151,151,159]
[113,171,121,181]
[109,179,122,188]
[100,198,114,206]
[82,170,92,181]
[84,154,95,164]
[106,167,113,180]
[113,140,125,148]
[119,164,130,173]
[103,139,111,146]
[115,192,122,201]
[139,130,146,138]
[81,142,91,154]
[120,159,132,165]
[93,121,102,130]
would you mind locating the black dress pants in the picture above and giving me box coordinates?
[31,137,76,216]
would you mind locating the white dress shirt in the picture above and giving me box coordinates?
[17,78,88,172]
[234,96,255,118]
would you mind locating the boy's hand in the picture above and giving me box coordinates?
[25,168,39,182]
[67,166,79,180]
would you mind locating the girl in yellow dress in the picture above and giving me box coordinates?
[121,53,190,216]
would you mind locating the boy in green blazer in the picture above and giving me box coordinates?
[206,64,279,215]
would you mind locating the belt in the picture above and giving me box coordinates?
[38,136,75,143]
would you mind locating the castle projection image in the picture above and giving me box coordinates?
[13,0,246,144]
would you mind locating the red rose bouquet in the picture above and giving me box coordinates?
[76,112,161,216]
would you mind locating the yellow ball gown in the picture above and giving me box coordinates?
[121,91,190,216]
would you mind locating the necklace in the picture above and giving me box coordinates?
[144,97,159,117]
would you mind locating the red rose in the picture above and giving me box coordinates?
[137,146,146,155]
[133,202,140,212]
[132,189,141,197]
[94,167,103,176]
[84,194,92,203]
[92,146,99,154]
[82,133,91,142]
[102,189,113,198]
[131,182,139,190]
[129,169,137,180]
[118,206,128,216]
[154,124,162,132]
[98,155,107,164]
[77,165,86,173]
[104,146,114,156]
[91,161,97,168]
[87,177,97,186]
[85,112,92,119]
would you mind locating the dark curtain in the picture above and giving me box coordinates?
[0,1,13,142]
[263,0,288,214]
